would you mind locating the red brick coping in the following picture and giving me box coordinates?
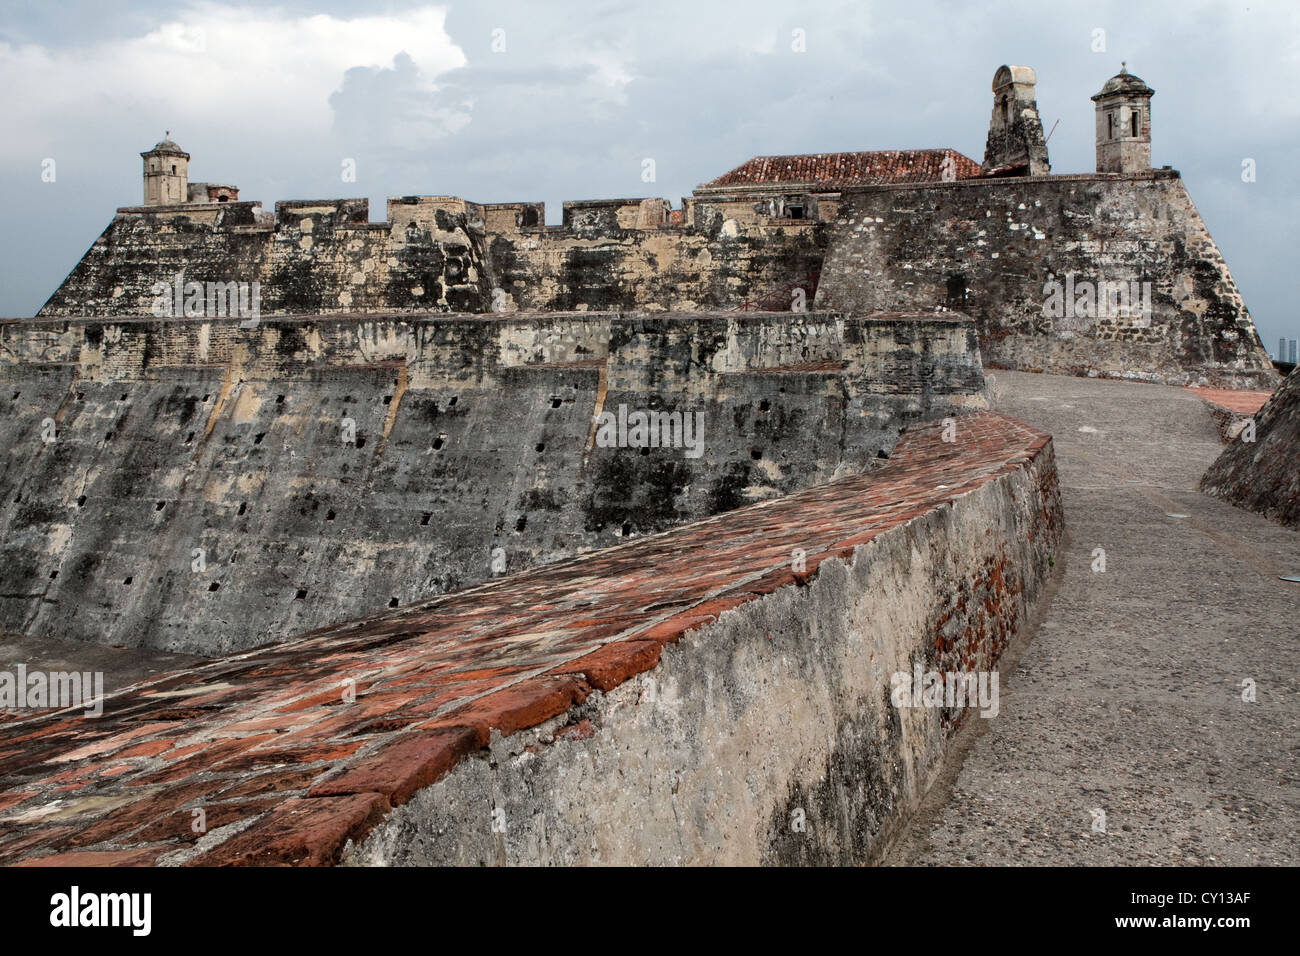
[1183,386,1272,417]
[0,412,1052,866]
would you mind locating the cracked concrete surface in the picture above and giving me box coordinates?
[889,370,1299,866]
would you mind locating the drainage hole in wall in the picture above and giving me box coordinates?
[420,512,432,526]
[388,597,399,608]
[123,576,133,585]
[750,447,763,460]
[515,516,527,532]
[432,435,445,450]
[155,501,165,511]
[237,502,247,516]
[76,495,86,507]
[326,509,336,521]
[208,582,220,592]
[294,588,308,600]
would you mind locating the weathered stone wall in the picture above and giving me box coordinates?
[814,171,1278,388]
[38,198,493,317]
[38,195,828,318]
[487,198,827,313]
[342,415,1062,865]
[1201,365,1300,526]
[0,311,985,656]
[0,412,1060,867]
[39,170,1272,387]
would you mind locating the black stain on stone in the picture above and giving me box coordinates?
[763,689,906,865]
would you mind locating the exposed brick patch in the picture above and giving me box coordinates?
[548,640,664,691]
[1184,386,1272,416]
[186,794,390,866]
[438,676,591,741]
[133,799,281,845]
[308,726,480,804]
[213,768,321,800]
[16,847,167,867]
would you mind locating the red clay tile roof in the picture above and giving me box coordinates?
[699,148,983,189]
[0,411,1050,867]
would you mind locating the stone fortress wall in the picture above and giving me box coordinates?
[35,65,1278,390]
[0,310,985,655]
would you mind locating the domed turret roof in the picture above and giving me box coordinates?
[1092,64,1154,100]
[141,132,190,158]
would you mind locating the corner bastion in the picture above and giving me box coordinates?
[1200,365,1300,526]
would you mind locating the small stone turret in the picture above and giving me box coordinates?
[983,65,1051,176]
[1091,64,1154,174]
[141,133,190,206]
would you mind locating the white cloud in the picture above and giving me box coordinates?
[0,4,466,160]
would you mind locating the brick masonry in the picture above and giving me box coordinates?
[0,410,1062,866]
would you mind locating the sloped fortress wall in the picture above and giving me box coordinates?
[344,416,1061,866]
[1200,365,1300,526]
[814,171,1278,388]
[0,412,1062,867]
[0,311,984,656]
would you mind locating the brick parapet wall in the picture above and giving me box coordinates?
[0,410,1061,866]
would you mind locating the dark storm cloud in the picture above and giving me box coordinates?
[0,0,1295,354]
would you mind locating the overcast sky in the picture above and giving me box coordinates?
[1,0,1295,353]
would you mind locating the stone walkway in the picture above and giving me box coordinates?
[891,371,1299,865]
